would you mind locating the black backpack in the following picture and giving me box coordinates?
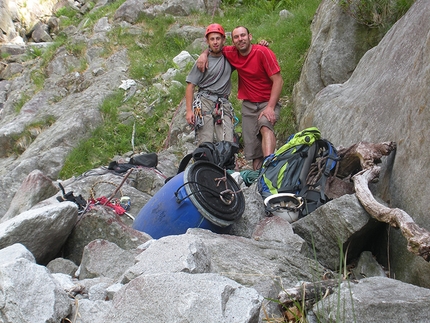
[176,141,239,174]
[108,152,158,173]
[258,127,338,218]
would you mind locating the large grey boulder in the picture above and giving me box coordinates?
[62,207,151,265]
[1,169,58,222]
[293,0,384,124]
[292,194,383,270]
[313,277,430,323]
[0,202,78,264]
[296,0,430,286]
[79,239,139,281]
[122,228,325,292]
[104,272,263,323]
[0,244,71,323]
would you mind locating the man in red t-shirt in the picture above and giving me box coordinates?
[198,26,283,170]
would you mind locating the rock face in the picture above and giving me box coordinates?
[294,0,430,286]
[292,0,386,124]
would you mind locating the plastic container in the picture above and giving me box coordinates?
[132,161,245,239]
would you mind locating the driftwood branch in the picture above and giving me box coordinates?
[336,141,396,178]
[336,140,430,261]
[353,166,430,261]
[278,279,340,310]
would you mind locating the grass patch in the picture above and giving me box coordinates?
[30,70,46,91]
[338,0,415,29]
[13,94,31,113]
[7,116,56,156]
[59,83,185,178]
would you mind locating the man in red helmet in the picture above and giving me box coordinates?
[197,26,283,170]
[185,23,235,145]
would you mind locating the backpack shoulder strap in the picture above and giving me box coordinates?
[317,139,339,201]
[177,153,193,174]
[297,143,318,191]
[299,139,338,202]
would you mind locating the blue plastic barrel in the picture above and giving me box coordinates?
[132,161,245,239]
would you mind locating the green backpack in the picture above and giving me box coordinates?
[258,127,338,218]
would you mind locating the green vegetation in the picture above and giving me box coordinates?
[338,0,415,29]
[26,46,44,59]
[55,6,83,27]
[30,70,46,91]
[1,52,11,60]
[7,116,56,156]
[60,82,186,176]
[13,93,31,113]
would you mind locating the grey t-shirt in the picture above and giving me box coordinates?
[186,54,233,97]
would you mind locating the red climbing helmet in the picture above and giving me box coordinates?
[205,24,225,38]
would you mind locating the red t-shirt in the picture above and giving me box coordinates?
[222,44,281,102]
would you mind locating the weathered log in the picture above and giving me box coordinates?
[278,279,341,309]
[308,141,396,199]
[336,141,396,178]
[353,166,430,262]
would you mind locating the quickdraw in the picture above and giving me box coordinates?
[192,95,204,129]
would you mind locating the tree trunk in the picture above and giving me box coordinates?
[335,141,430,261]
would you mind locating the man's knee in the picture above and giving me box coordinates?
[260,125,275,137]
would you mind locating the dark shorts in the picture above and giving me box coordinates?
[241,100,281,160]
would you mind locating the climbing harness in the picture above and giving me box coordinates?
[193,93,235,143]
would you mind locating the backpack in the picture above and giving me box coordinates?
[258,127,338,218]
[108,152,158,173]
[176,141,239,175]
[130,152,158,168]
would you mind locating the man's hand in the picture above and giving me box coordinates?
[259,106,276,125]
[196,53,209,72]
[258,39,270,47]
[196,48,210,72]
[186,110,195,125]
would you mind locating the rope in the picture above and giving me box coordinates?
[306,155,339,187]
[174,180,241,205]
